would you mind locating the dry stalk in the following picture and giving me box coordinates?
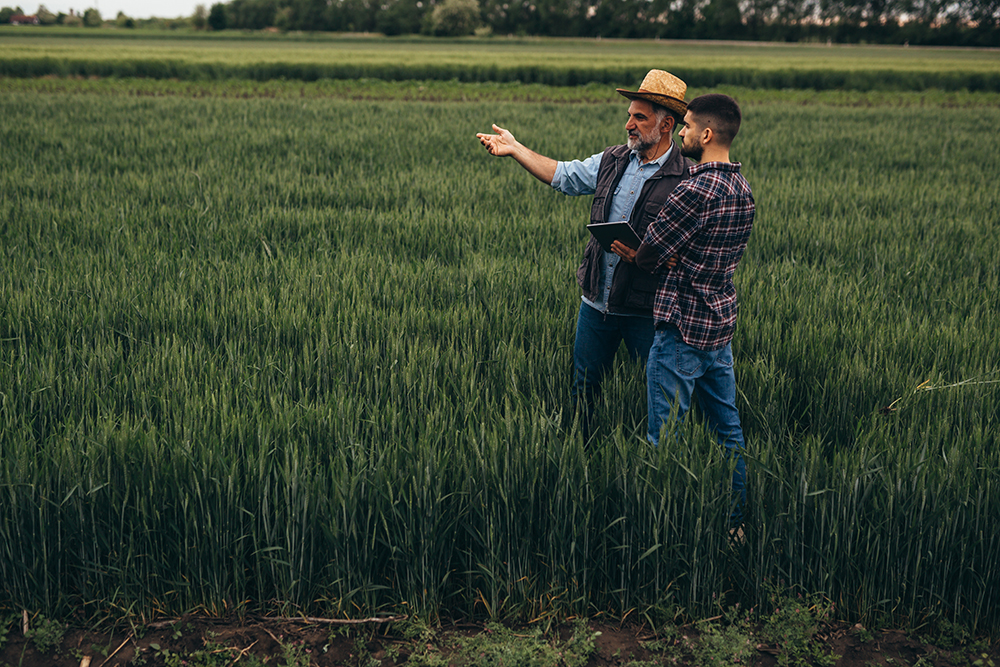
[289,615,408,625]
[98,635,132,667]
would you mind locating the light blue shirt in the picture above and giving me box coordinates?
[551,144,673,315]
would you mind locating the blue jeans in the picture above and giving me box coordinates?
[572,303,655,433]
[646,326,747,524]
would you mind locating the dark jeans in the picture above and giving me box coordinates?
[571,302,655,436]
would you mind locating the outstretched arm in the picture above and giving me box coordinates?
[476,124,557,186]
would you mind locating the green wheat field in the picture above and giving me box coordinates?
[3,28,1000,89]
[1,34,999,633]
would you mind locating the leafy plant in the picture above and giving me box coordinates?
[690,618,754,667]
[925,618,972,649]
[0,614,18,651]
[760,592,838,667]
[24,615,64,655]
[455,620,599,667]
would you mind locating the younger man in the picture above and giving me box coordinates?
[614,94,754,525]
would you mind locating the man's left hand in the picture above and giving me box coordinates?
[611,240,637,263]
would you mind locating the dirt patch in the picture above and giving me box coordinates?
[2,614,996,666]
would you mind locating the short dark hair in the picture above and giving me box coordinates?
[686,94,742,145]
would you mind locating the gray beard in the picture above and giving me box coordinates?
[627,129,661,154]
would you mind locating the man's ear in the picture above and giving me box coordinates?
[662,115,676,134]
[702,126,714,145]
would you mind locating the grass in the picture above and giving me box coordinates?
[2,30,1000,89]
[0,78,998,634]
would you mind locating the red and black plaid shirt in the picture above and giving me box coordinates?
[636,161,755,351]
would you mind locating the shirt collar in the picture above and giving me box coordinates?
[689,160,742,175]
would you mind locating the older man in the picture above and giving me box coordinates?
[477,70,692,438]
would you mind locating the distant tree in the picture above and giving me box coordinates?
[115,9,135,26]
[377,0,424,34]
[967,0,1000,29]
[36,3,57,22]
[428,0,479,35]
[273,4,292,27]
[898,0,946,23]
[326,0,378,32]
[699,0,745,38]
[82,6,101,25]
[228,0,279,29]
[208,2,227,28]
[191,3,208,27]
[286,0,329,30]
[0,6,22,22]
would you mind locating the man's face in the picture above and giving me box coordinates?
[679,111,704,161]
[626,100,666,154]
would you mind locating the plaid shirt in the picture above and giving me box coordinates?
[636,161,755,351]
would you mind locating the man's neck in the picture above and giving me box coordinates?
[640,137,673,164]
[699,147,731,165]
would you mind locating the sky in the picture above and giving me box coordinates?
[25,0,203,19]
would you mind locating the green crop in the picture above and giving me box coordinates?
[0,83,997,632]
[2,31,1000,90]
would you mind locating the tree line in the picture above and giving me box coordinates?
[1,4,207,28]
[207,0,997,45]
[4,0,997,46]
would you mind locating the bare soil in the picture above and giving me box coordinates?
[3,614,996,667]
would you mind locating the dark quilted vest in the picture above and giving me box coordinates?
[575,144,691,315]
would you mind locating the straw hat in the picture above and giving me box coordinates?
[616,70,687,117]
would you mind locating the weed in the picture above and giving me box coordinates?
[351,637,381,667]
[853,624,875,644]
[0,615,16,651]
[399,618,437,643]
[25,615,65,655]
[760,592,839,667]
[148,640,252,667]
[405,643,450,667]
[455,620,599,667]
[690,618,754,667]
[562,618,601,667]
[926,618,972,649]
[279,640,313,667]
[385,642,401,661]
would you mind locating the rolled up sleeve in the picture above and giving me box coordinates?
[551,151,603,196]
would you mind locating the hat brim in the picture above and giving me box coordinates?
[617,89,687,118]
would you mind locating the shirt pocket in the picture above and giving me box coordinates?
[590,194,610,224]
[625,268,660,308]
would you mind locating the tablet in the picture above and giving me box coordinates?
[586,221,642,253]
